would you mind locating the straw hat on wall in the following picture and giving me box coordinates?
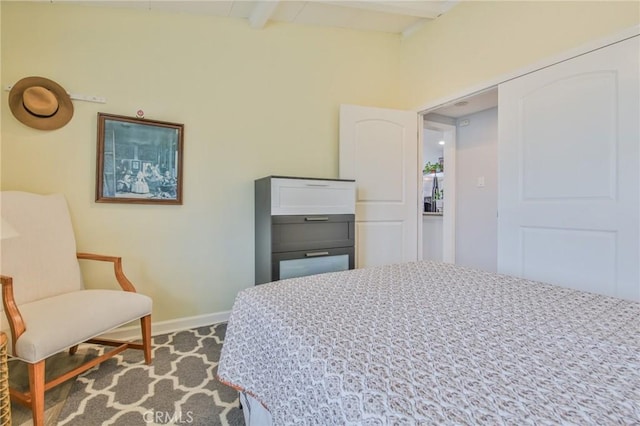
[8,76,74,130]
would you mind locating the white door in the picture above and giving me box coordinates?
[498,36,639,301]
[339,104,419,268]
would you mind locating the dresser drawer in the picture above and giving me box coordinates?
[272,215,354,252]
[271,247,355,281]
[270,177,355,215]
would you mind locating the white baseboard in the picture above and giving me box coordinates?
[100,310,232,341]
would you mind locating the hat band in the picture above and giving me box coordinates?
[23,100,59,118]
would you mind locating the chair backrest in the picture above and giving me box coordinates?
[0,191,83,316]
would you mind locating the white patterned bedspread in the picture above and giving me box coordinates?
[217,261,640,424]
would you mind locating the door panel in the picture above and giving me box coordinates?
[340,105,419,268]
[356,221,405,266]
[498,36,639,301]
[521,227,616,295]
[354,121,405,202]
[521,71,617,200]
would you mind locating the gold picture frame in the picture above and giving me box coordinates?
[96,113,184,205]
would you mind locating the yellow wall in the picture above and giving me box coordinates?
[399,0,640,109]
[1,1,638,325]
[0,2,400,321]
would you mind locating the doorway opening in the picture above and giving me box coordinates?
[418,87,498,270]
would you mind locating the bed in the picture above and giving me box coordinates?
[217,260,639,425]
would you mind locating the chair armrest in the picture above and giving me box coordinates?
[76,253,137,293]
[1,275,26,355]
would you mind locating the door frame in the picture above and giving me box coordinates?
[413,24,639,266]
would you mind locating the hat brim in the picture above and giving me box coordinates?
[8,76,74,131]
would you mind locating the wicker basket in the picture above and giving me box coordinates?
[0,332,10,426]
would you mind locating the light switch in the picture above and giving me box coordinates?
[476,176,485,187]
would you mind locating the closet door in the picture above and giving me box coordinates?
[498,36,639,301]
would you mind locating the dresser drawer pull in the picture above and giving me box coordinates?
[305,216,329,221]
[305,183,329,187]
[305,251,330,257]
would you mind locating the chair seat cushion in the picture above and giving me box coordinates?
[12,289,152,363]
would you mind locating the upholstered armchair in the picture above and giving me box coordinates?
[0,191,152,426]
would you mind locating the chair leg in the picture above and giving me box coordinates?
[141,315,152,365]
[28,361,45,426]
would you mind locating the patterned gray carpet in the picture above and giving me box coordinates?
[9,323,245,426]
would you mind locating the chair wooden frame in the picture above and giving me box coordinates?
[1,252,152,426]
[0,332,10,426]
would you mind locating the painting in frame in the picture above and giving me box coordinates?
[96,113,184,205]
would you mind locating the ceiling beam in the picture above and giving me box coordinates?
[319,1,445,19]
[401,19,428,40]
[248,1,280,29]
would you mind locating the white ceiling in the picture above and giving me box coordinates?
[75,0,459,37]
[426,88,498,119]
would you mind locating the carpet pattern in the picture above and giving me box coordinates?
[11,323,245,426]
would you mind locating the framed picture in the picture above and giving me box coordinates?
[96,113,184,205]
